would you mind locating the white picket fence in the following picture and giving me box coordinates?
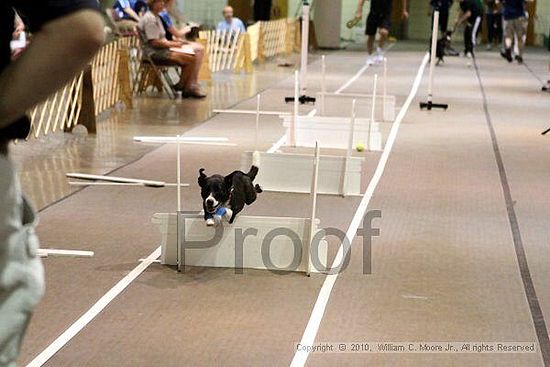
[199,29,242,73]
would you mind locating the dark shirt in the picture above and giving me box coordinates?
[0,0,99,143]
[370,0,393,15]
[459,0,482,21]
[431,0,453,10]
[502,0,525,20]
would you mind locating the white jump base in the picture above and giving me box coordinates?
[153,213,328,273]
[317,92,396,122]
[282,115,382,152]
[241,151,363,196]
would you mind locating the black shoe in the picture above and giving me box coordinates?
[515,55,523,64]
[500,48,513,62]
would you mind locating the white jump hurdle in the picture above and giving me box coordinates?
[285,73,383,152]
[241,151,363,196]
[243,97,365,196]
[153,214,327,274]
[316,92,396,122]
[281,115,382,151]
[153,140,328,275]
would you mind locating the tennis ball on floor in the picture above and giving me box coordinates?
[356,143,365,152]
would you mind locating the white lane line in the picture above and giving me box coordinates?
[334,43,395,95]
[289,53,430,367]
[26,247,162,367]
[268,134,287,153]
[335,64,370,94]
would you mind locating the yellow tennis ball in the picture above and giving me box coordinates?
[356,143,365,152]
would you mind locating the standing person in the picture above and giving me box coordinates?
[254,0,272,21]
[431,0,453,34]
[484,0,503,50]
[498,0,527,63]
[113,0,141,33]
[430,0,459,56]
[355,0,409,65]
[139,0,206,98]
[454,0,482,58]
[0,2,104,365]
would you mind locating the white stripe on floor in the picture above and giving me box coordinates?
[289,52,430,367]
[26,248,162,367]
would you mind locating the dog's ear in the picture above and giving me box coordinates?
[198,168,207,188]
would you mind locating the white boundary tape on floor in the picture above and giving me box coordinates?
[289,52,430,367]
[26,247,162,367]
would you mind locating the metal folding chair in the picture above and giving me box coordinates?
[134,30,180,99]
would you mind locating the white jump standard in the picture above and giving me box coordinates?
[285,0,316,105]
[419,11,449,111]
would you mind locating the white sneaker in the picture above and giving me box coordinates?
[206,218,215,226]
[366,54,376,65]
[376,47,384,62]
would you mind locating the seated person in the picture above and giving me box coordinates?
[139,0,206,98]
[134,0,149,16]
[216,6,246,33]
[113,0,141,33]
[159,0,205,63]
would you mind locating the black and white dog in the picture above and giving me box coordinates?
[436,31,453,65]
[198,166,262,226]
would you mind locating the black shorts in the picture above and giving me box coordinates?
[365,11,392,36]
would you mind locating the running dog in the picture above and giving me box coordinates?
[436,31,453,65]
[198,166,263,226]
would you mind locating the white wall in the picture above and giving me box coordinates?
[178,0,228,28]
[535,0,549,47]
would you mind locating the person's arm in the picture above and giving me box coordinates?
[167,25,184,39]
[150,38,182,48]
[355,0,367,19]
[124,6,141,22]
[0,10,105,129]
[454,9,471,28]
[402,0,409,19]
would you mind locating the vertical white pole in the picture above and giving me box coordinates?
[255,94,261,152]
[320,55,326,116]
[306,142,320,277]
[176,134,182,212]
[291,70,299,147]
[300,3,310,95]
[176,134,182,272]
[383,57,387,121]
[368,74,378,151]
[428,11,440,103]
[340,99,356,197]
